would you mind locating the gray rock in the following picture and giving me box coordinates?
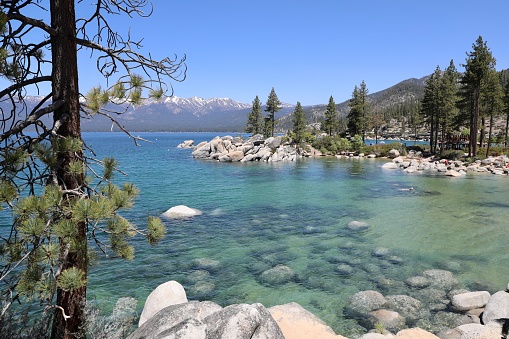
[406,276,431,289]
[259,265,295,285]
[265,136,282,149]
[177,140,194,148]
[228,150,245,162]
[368,309,406,332]
[451,291,490,312]
[192,258,221,271]
[388,149,400,158]
[203,303,285,339]
[129,301,222,339]
[422,269,459,290]
[481,290,509,324]
[345,290,387,319]
[372,247,390,257]
[335,264,354,276]
[385,294,423,323]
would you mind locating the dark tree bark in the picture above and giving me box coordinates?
[49,0,87,338]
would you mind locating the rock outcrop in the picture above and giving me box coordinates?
[190,134,308,162]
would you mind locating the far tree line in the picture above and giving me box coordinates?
[246,36,509,158]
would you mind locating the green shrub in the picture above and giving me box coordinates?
[440,149,466,160]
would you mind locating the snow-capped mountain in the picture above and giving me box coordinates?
[162,96,251,116]
[1,95,293,132]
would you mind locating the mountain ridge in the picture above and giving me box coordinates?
[1,78,427,132]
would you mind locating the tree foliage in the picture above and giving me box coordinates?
[0,1,185,338]
[323,96,337,136]
[245,95,263,135]
[347,81,369,140]
[264,87,282,138]
[291,101,306,144]
[461,36,497,156]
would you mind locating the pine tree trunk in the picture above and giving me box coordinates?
[49,0,87,338]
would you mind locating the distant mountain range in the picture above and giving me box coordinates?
[3,77,428,132]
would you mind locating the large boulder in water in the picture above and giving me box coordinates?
[138,280,188,326]
[162,205,202,218]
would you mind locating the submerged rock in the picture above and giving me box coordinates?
[346,220,370,231]
[345,290,387,319]
[260,265,295,285]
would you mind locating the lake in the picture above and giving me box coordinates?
[4,132,509,336]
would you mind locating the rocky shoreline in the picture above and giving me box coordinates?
[128,277,509,339]
[180,135,509,177]
[382,150,509,177]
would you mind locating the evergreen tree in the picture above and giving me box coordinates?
[323,96,337,136]
[481,69,503,156]
[503,78,509,147]
[245,95,263,135]
[0,2,185,338]
[347,81,369,141]
[461,36,497,156]
[292,101,306,144]
[264,87,282,137]
[439,60,460,154]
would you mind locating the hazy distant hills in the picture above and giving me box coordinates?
[3,76,428,132]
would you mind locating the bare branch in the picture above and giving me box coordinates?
[0,76,52,99]
[0,99,64,142]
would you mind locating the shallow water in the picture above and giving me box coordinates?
[3,132,509,336]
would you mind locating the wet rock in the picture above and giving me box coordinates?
[345,290,387,319]
[368,309,406,332]
[335,264,354,276]
[421,269,458,290]
[385,295,423,323]
[372,247,390,258]
[192,258,221,272]
[411,288,449,311]
[406,276,431,289]
[260,265,295,285]
[346,220,370,231]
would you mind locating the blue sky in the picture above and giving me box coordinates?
[10,0,509,106]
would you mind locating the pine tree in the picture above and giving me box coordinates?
[264,87,282,137]
[461,36,497,156]
[323,96,337,136]
[347,81,369,141]
[503,78,509,147]
[482,69,503,156]
[292,102,306,144]
[245,96,263,135]
[0,2,185,338]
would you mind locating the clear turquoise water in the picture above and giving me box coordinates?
[3,132,509,335]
